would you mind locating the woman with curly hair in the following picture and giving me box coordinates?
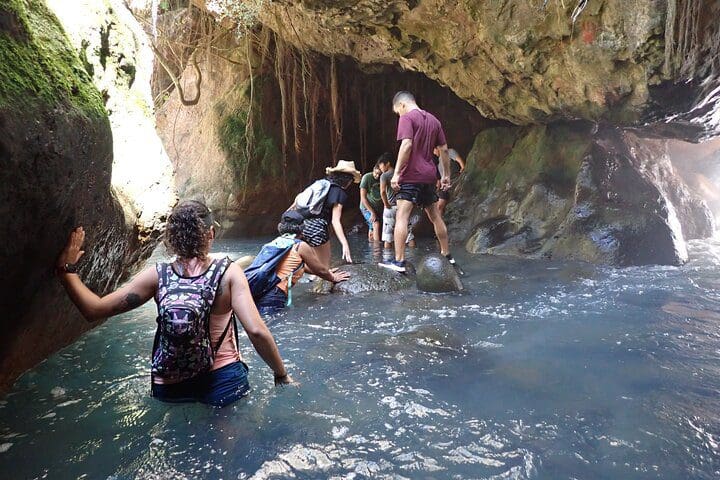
[56,200,295,407]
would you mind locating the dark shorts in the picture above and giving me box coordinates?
[151,361,250,407]
[256,286,288,315]
[303,217,329,247]
[437,188,450,201]
[397,183,438,208]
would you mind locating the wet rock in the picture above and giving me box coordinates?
[256,0,720,140]
[415,254,464,293]
[314,264,413,295]
[451,124,714,266]
[235,255,255,270]
[0,1,157,392]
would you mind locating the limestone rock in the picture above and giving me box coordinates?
[415,254,464,293]
[47,0,177,261]
[452,124,714,266]
[257,0,720,141]
[314,264,413,295]
[0,0,141,392]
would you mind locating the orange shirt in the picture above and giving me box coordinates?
[275,244,305,294]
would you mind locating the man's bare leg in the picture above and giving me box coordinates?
[372,221,381,242]
[438,198,448,217]
[424,202,450,256]
[393,200,414,262]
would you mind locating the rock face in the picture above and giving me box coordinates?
[258,0,720,140]
[47,0,177,262]
[415,254,464,293]
[450,124,714,266]
[0,0,150,391]
[314,264,414,295]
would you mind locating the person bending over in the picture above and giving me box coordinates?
[359,165,383,242]
[56,200,295,407]
[379,91,459,274]
[433,147,465,217]
[300,160,361,269]
[254,213,351,315]
[379,154,420,251]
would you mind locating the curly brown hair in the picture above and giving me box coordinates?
[165,200,214,259]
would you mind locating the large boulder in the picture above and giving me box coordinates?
[47,0,177,262]
[314,263,414,295]
[450,124,714,266]
[415,254,464,293]
[0,0,153,392]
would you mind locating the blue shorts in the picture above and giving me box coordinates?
[360,205,380,231]
[256,286,288,315]
[151,361,250,407]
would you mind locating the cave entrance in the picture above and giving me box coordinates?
[251,36,491,200]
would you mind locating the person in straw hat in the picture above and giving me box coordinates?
[300,160,361,272]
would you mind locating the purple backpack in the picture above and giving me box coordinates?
[151,257,232,381]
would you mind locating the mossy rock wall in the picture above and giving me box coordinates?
[0,0,137,392]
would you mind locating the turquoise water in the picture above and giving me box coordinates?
[1,237,720,479]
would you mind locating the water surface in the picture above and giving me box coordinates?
[1,237,720,479]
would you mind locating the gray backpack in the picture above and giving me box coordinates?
[293,179,331,218]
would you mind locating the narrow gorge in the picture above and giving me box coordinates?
[1,0,719,392]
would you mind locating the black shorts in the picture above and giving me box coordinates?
[397,183,438,208]
[437,188,451,201]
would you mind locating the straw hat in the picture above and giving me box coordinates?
[326,160,361,183]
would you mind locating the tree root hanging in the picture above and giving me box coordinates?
[151,43,202,106]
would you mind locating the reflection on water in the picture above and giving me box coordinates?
[2,237,720,479]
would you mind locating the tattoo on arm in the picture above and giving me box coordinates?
[112,293,143,315]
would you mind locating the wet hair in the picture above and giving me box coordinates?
[327,172,355,188]
[165,200,214,259]
[375,152,393,168]
[392,91,415,106]
[278,220,304,237]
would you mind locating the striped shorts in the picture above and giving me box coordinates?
[302,217,330,247]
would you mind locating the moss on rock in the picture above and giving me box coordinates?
[216,79,282,189]
[0,0,105,118]
[463,124,591,199]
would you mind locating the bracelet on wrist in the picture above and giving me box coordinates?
[56,263,78,275]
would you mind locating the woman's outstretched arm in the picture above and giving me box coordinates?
[331,204,353,263]
[227,263,295,385]
[57,227,157,322]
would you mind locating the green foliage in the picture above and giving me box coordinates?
[0,0,105,117]
[217,104,282,189]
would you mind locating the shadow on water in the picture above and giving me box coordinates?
[1,236,720,478]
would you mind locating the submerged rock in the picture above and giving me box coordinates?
[415,254,464,293]
[314,264,413,295]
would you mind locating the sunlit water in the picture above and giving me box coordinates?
[2,236,720,479]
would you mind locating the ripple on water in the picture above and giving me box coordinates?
[3,238,720,478]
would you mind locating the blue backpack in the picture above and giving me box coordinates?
[245,235,302,301]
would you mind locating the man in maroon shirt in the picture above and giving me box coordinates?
[379,91,459,273]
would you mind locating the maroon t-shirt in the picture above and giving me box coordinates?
[396,108,447,184]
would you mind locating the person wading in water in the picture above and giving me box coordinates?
[251,211,351,315]
[56,200,295,407]
[379,91,459,273]
[291,160,361,269]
